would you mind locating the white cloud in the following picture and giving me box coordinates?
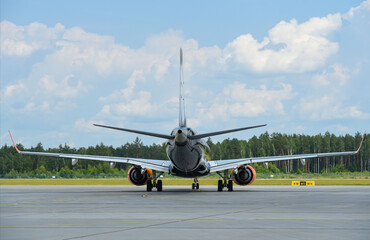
[3,83,25,97]
[105,91,156,116]
[39,74,87,99]
[343,0,370,20]
[312,64,349,87]
[224,14,341,73]
[54,26,128,75]
[224,83,293,116]
[3,16,341,118]
[22,101,51,112]
[62,27,114,45]
[97,69,158,118]
[0,20,64,56]
[295,61,369,121]
[1,3,368,148]
[2,12,343,80]
[189,83,293,126]
[74,118,104,132]
[295,95,370,120]
[100,91,166,123]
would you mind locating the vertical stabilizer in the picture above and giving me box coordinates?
[179,48,187,128]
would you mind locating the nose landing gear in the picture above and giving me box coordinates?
[192,177,199,190]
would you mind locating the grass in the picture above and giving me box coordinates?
[1,178,370,185]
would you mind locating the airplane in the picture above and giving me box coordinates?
[9,48,365,192]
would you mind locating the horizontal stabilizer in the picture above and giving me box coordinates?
[189,124,267,140]
[93,124,174,140]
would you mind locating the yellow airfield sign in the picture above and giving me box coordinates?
[292,181,315,186]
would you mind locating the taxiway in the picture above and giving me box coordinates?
[1,185,369,240]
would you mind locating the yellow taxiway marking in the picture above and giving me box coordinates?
[292,181,315,186]
[1,216,369,228]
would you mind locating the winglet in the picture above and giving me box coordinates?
[8,130,20,153]
[355,131,366,154]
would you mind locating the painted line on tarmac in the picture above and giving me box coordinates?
[0,194,139,206]
[141,194,207,203]
[2,216,370,228]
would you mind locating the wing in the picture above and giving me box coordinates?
[209,133,366,173]
[9,131,170,172]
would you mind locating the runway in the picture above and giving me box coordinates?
[1,185,369,240]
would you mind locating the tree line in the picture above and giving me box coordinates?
[1,132,369,176]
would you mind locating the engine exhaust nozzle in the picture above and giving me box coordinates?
[175,130,187,146]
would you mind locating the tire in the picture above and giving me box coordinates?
[227,180,233,192]
[157,180,162,192]
[196,183,199,190]
[218,180,223,192]
[192,183,195,190]
[146,180,152,192]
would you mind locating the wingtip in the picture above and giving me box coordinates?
[8,130,20,153]
[355,132,366,154]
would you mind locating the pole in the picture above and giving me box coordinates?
[361,154,363,179]
[317,158,319,179]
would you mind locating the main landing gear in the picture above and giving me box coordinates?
[217,170,233,192]
[146,179,162,192]
[146,171,164,192]
[192,177,199,190]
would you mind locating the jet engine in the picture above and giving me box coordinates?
[232,165,256,186]
[128,167,153,186]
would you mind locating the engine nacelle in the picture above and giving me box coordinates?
[232,165,256,186]
[128,167,153,186]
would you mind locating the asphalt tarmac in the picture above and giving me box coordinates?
[1,185,369,240]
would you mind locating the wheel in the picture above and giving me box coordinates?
[146,180,153,192]
[227,180,233,192]
[157,180,162,192]
[192,183,195,189]
[196,183,199,190]
[218,180,223,191]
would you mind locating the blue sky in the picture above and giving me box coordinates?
[1,0,369,148]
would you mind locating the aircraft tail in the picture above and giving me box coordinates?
[93,49,267,140]
[179,48,187,128]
